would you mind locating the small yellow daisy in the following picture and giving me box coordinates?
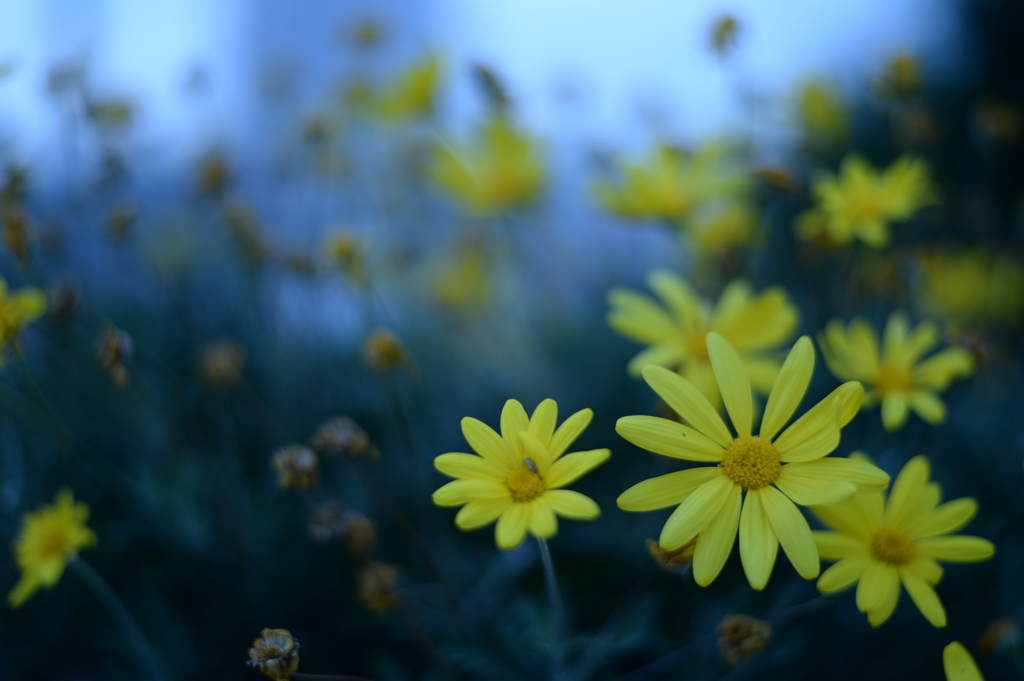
[812,456,994,627]
[944,641,984,681]
[801,154,934,248]
[0,277,46,362]
[607,270,799,408]
[617,334,885,589]
[432,399,610,549]
[819,311,974,431]
[8,488,97,608]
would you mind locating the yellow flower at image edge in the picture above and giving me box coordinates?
[812,456,994,628]
[944,641,985,681]
[0,277,47,353]
[819,312,974,431]
[617,334,887,589]
[8,488,96,608]
[432,399,609,549]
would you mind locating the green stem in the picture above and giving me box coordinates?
[70,558,163,681]
[537,537,565,681]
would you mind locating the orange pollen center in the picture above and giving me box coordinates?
[506,464,546,502]
[871,529,914,565]
[721,436,781,490]
[872,362,914,395]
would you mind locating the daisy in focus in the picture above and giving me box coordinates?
[819,312,974,431]
[0,277,46,364]
[812,456,995,627]
[617,334,886,589]
[607,270,799,408]
[8,488,97,608]
[944,641,984,681]
[432,399,610,549]
[798,154,935,248]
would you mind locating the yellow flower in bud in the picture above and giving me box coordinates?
[7,488,96,608]
[818,312,974,431]
[357,562,400,615]
[248,628,300,681]
[372,53,439,123]
[363,329,410,373]
[717,615,772,666]
[272,445,319,490]
[813,456,995,628]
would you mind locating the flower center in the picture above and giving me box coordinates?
[685,329,711,361]
[38,527,70,560]
[872,362,914,395]
[506,464,546,502]
[721,436,781,490]
[871,528,914,565]
[851,193,887,222]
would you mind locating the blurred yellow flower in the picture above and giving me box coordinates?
[432,399,609,549]
[944,642,984,681]
[607,270,799,408]
[372,53,439,123]
[8,488,97,608]
[357,562,400,615]
[363,328,411,373]
[877,53,924,100]
[322,230,367,284]
[813,456,995,627]
[594,142,745,224]
[802,154,935,249]
[915,250,1024,328]
[795,79,848,149]
[0,277,46,362]
[431,115,545,214]
[685,201,758,258]
[819,312,974,431]
[427,242,493,312]
[617,335,881,589]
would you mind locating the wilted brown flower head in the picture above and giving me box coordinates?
[272,445,319,491]
[717,615,772,666]
[248,628,300,680]
[647,538,696,569]
[308,502,377,557]
[106,203,139,241]
[363,329,409,372]
[357,562,400,615]
[95,323,133,388]
[199,340,246,389]
[310,416,376,459]
[48,280,81,322]
[977,617,1022,657]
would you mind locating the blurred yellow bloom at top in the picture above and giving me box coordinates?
[685,201,759,258]
[800,154,935,249]
[0,277,46,363]
[594,142,746,224]
[795,79,848,149]
[617,335,882,589]
[819,312,974,431]
[432,399,610,549]
[431,115,545,214]
[607,270,799,408]
[8,488,97,608]
[877,53,924,100]
[427,242,493,312]
[813,456,995,628]
[945,642,985,681]
[372,53,439,123]
[915,250,1024,328]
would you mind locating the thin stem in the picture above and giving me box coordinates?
[70,558,163,681]
[537,537,565,681]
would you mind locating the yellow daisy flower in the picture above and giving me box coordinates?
[819,312,974,431]
[593,142,746,224]
[0,277,46,362]
[432,399,610,549]
[371,52,439,123]
[617,334,885,589]
[431,115,545,214]
[607,270,799,408]
[801,154,935,248]
[944,641,984,681]
[7,488,97,608]
[812,456,995,627]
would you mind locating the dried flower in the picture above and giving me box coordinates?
[717,615,772,666]
[363,329,409,373]
[248,628,300,680]
[647,538,696,569]
[357,562,399,615]
[199,340,246,389]
[95,323,133,389]
[309,501,347,543]
[272,445,319,491]
[310,416,377,459]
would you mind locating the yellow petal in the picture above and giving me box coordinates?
[617,467,722,511]
[914,348,974,389]
[761,486,819,579]
[546,490,601,520]
[528,498,558,538]
[659,475,735,550]
[433,478,509,506]
[760,336,814,442]
[615,415,725,462]
[904,555,944,584]
[549,408,594,460]
[692,482,741,586]
[882,312,909,363]
[907,498,977,540]
[817,554,870,592]
[811,499,875,542]
[739,488,779,590]
[813,530,868,560]
[607,289,682,344]
[647,269,702,333]
[900,567,947,627]
[495,503,530,549]
[884,456,929,527]
[6,575,41,609]
[775,382,862,462]
[546,449,610,488]
[783,457,890,493]
[775,465,857,506]
[943,642,984,681]
[528,399,558,447]
[867,574,901,626]
[434,453,505,479]
[500,400,530,460]
[909,390,946,425]
[914,536,995,563]
[856,561,899,613]
[462,417,516,468]
[881,393,910,431]
[627,344,686,377]
[641,365,732,447]
[706,332,752,438]
[455,497,513,529]
[519,431,553,476]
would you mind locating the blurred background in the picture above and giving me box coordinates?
[0,0,1022,679]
